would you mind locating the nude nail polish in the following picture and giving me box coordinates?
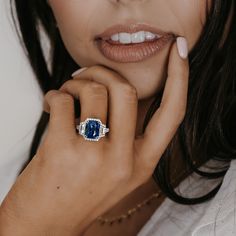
[177,37,188,59]
[71,67,88,77]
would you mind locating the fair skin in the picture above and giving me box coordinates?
[48,0,207,100]
[0,0,209,235]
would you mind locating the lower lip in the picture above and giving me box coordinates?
[96,34,174,63]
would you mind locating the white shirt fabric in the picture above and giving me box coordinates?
[138,159,236,236]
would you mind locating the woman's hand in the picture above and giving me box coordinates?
[0,39,189,236]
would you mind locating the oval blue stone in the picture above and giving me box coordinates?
[85,120,100,139]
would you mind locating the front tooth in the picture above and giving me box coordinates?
[131,31,145,43]
[145,32,156,40]
[111,33,119,41]
[119,33,132,44]
[110,31,160,43]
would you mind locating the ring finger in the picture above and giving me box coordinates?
[59,79,108,138]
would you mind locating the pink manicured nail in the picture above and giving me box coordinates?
[176,37,188,59]
[71,67,88,77]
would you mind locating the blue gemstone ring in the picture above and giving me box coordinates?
[76,118,109,141]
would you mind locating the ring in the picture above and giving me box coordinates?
[76,118,109,141]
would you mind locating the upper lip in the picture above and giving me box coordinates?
[95,23,173,40]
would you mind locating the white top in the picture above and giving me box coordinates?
[138,159,236,236]
[1,2,236,236]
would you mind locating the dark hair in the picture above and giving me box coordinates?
[11,0,236,205]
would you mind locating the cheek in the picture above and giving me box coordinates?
[166,0,207,49]
[49,1,91,35]
[49,0,99,63]
[48,0,209,100]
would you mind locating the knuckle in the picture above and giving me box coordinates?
[84,82,108,99]
[45,90,74,107]
[54,93,74,105]
[44,90,58,103]
[61,80,75,90]
[91,65,122,79]
[90,65,110,74]
[90,65,104,74]
[119,83,138,101]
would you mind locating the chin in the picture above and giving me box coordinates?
[102,45,169,101]
[134,80,165,100]
[104,41,170,100]
[72,39,171,101]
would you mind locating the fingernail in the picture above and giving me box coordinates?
[71,67,88,77]
[176,37,188,59]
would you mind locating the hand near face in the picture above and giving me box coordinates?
[0,38,188,236]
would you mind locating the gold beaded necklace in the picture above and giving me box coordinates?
[96,191,163,225]
[97,165,197,226]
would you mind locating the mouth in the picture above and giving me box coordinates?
[94,23,175,63]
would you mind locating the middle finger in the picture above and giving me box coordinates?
[60,79,108,139]
[71,66,138,150]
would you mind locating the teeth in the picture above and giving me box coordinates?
[131,31,145,43]
[111,34,119,41]
[119,32,132,44]
[110,31,160,44]
[145,32,157,40]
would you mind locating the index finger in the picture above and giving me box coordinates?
[137,37,189,167]
[44,90,77,137]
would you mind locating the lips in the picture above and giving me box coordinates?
[94,23,174,63]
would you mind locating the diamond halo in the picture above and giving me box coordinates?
[76,118,109,141]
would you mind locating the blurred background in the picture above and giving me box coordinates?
[0,0,46,202]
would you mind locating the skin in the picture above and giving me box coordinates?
[0,0,211,235]
[0,43,188,236]
[45,1,206,234]
[48,0,207,100]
